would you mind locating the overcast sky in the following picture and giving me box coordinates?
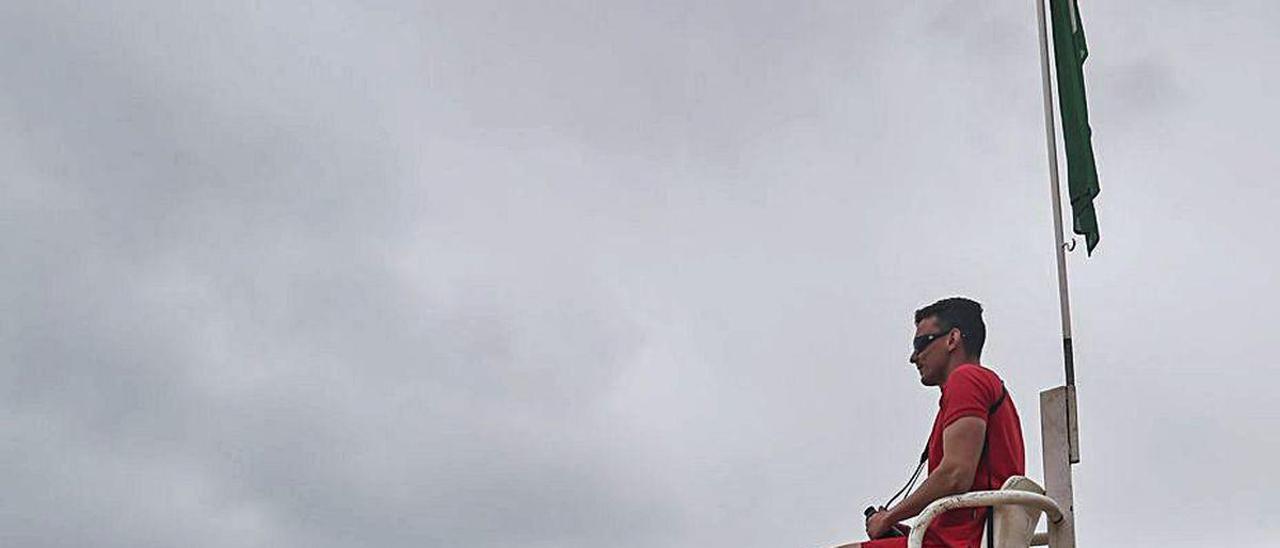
[3,1,1279,547]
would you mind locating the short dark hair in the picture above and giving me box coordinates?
[914,297,986,359]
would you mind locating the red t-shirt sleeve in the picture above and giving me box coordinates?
[939,366,997,429]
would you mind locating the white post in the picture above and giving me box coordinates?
[1040,387,1077,548]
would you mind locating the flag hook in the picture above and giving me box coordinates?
[1064,238,1077,252]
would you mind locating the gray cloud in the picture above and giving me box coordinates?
[3,1,1279,547]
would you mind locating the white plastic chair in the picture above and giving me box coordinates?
[907,476,1064,548]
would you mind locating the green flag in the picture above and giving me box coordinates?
[1048,0,1101,253]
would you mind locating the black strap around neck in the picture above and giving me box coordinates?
[982,384,1007,548]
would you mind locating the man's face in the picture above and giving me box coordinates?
[910,316,954,386]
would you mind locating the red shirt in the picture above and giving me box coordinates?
[923,363,1025,548]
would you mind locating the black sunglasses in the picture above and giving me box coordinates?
[912,329,957,354]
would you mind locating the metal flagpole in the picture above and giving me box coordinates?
[1035,0,1076,390]
[1035,0,1080,545]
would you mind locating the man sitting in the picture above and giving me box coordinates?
[843,297,1025,548]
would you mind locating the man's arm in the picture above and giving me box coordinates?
[874,417,986,532]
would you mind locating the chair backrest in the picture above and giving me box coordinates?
[980,476,1046,548]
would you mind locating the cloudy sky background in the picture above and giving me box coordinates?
[3,1,1278,547]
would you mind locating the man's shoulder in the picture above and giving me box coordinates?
[943,364,1004,402]
[951,363,1001,385]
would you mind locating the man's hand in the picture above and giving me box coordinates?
[864,508,895,539]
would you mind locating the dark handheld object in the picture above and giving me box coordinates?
[863,506,905,538]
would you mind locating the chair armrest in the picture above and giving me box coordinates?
[906,491,1064,548]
